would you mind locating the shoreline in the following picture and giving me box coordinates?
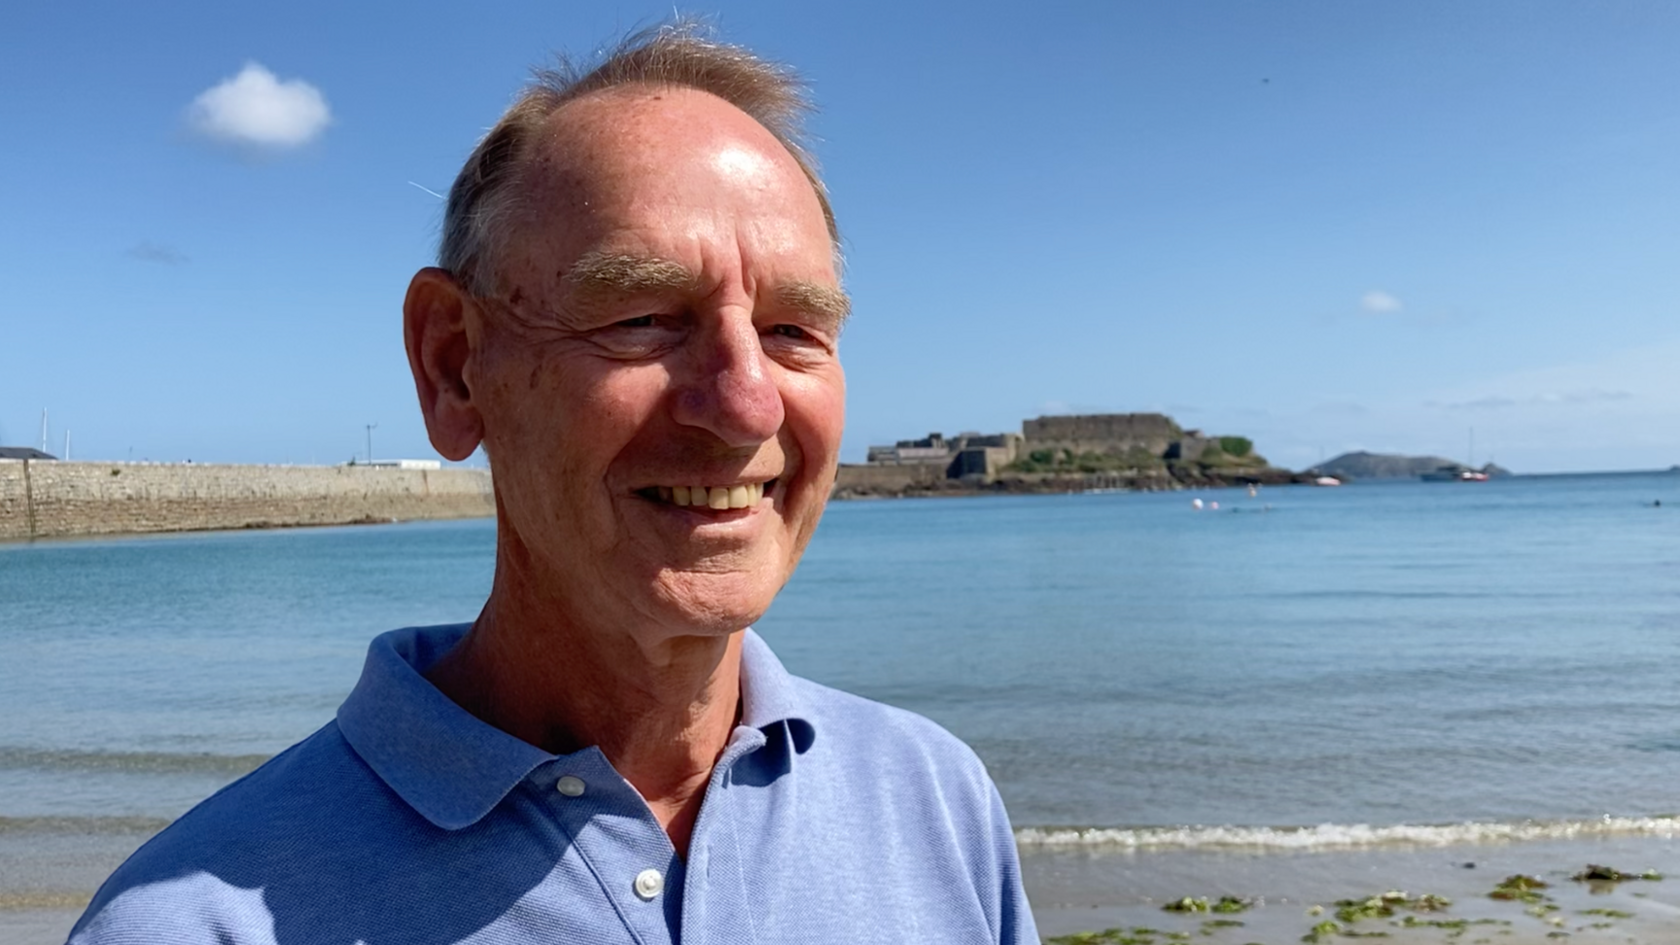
[1026,834,1680,944]
[7,826,1680,945]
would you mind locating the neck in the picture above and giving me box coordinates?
[426,541,743,857]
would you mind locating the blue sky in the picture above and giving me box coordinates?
[3,1,1676,473]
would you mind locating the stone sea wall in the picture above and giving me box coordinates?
[0,460,494,542]
[831,462,950,498]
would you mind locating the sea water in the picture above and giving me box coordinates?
[2,472,1678,862]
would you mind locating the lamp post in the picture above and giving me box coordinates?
[365,423,378,465]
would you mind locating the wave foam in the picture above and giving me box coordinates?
[1015,816,1680,851]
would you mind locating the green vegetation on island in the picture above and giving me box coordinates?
[837,412,1301,499]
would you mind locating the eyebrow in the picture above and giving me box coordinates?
[566,250,851,330]
[564,251,699,296]
[776,281,852,331]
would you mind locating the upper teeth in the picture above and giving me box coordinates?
[658,484,764,509]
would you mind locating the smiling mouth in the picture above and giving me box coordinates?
[639,479,778,510]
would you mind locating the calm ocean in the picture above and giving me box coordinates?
[3,472,1678,858]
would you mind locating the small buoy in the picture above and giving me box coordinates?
[1209,501,1219,510]
[1191,498,1204,510]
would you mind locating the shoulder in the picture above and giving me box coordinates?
[70,721,402,943]
[788,674,999,800]
[769,676,1038,943]
[70,872,279,945]
[106,719,390,864]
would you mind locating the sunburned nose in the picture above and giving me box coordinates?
[671,319,784,447]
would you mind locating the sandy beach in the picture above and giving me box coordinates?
[1026,835,1680,944]
[7,829,1680,944]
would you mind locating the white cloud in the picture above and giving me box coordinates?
[188,62,331,149]
[1360,290,1403,314]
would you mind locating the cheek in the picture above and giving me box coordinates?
[779,371,844,537]
[785,370,846,459]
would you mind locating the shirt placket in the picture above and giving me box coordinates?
[676,725,768,945]
[539,748,686,945]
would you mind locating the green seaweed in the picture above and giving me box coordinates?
[1045,928,1154,945]
[1301,916,1394,941]
[1044,927,1179,945]
[1398,917,1505,930]
[1488,875,1550,904]
[1302,920,1342,943]
[1577,908,1633,919]
[1569,864,1661,883]
[1334,891,1452,923]
[1200,919,1245,930]
[1159,895,1253,915]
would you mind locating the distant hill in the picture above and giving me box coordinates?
[1314,451,1511,480]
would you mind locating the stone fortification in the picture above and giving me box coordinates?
[832,462,949,498]
[1021,413,1183,456]
[0,460,494,542]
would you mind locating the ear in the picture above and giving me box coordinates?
[403,267,484,462]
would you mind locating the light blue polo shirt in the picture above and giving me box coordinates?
[69,625,1038,944]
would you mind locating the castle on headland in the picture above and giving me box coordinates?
[836,412,1299,498]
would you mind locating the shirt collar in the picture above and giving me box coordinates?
[337,624,813,831]
[738,629,816,754]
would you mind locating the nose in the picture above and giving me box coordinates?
[670,311,785,447]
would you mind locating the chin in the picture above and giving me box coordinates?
[648,569,783,636]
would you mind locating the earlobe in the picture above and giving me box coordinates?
[403,267,484,461]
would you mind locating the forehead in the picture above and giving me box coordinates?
[499,86,834,293]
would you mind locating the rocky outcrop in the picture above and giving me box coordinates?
[1315,451,1512,481]
[843,412,1297,499]
[833,461,1309,499]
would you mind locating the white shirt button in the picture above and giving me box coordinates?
[633,868,664,900]
[555,776,586,797]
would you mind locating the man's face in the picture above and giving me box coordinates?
[469,87,846,641]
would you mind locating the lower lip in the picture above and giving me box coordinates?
[669,502,758,521]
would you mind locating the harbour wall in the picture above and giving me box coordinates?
[0,460,494,541]
[832,462,950,497]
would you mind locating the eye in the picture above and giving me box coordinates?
[769,324,812,340]
[614,315,656,328]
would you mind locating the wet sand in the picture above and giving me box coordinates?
[6,831,1680,943]
[1026,834,1680,944]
